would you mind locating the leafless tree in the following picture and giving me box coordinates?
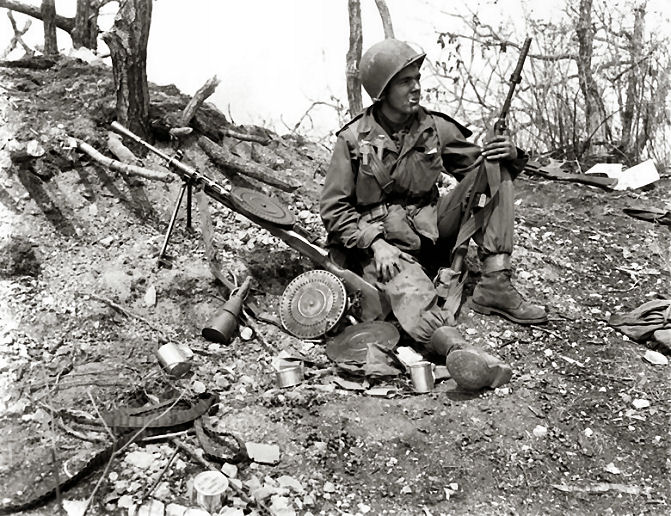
[430,0,670,164]
[40,0,57,55]
[346,0,363,116]
[102,0,152,139]
[375,0,395,39]
[0,0,109,50]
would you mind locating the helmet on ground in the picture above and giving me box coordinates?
[359,39,426,101]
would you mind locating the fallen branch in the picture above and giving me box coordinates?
[74,138,173,182]
[223,128,271,145]
[180,75,220,127]
[0,56,56,69]
[198,135,299,192]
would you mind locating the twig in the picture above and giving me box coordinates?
[87,390,115,440]
[81,443,115,516]
[141,429,192,442]
[530,325,563,339]
[43,367,64,515]
[86,292,170,338]
[145,446,180,500]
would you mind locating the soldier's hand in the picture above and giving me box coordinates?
[370,238,413,282]
[483,135,518,161]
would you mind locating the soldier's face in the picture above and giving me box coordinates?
[382,63,421,117]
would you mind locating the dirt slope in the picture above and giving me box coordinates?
[0,58,669,516]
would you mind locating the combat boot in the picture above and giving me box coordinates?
[429,326,513,391]
[471,254,547,324]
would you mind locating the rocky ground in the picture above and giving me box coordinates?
[0,57,670,516]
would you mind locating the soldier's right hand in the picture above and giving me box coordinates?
[370,238,414,282]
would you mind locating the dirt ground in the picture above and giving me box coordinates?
[0,58,670,516]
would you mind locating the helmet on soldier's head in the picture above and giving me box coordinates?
[359,39,426,102]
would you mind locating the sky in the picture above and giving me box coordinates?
[1,0,670,137]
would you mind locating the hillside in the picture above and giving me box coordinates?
[0,56,669,515]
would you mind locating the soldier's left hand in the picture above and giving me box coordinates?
[482,135,518,161]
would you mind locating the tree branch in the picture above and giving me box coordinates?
[0,0,75,32]
[75,138,174,182]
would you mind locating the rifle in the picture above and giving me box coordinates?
[110,122,390,322]
[444,38,533,317]
[493,37,532,136]
[450,38,532,265]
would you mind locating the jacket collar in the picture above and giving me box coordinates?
[357,105,436,157]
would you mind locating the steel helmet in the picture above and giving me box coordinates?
[359,39,426,101]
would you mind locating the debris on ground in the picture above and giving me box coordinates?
[0,55,669,515]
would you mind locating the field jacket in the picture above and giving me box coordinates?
[320,105,526,252]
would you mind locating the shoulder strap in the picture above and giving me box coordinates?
[336,112,365,137]
[430,110,472,139]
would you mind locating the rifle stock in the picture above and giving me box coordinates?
[110,122,390,322]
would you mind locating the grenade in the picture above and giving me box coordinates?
[202,277,251,344]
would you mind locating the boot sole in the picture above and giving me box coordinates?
[470,300,548,325]
[445,349,512,391]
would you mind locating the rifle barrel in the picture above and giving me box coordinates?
[496,37,533,132]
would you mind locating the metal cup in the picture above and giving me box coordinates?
[193,470,229,513]
[409,361,434,393]
[275,364,303,388]
[156,342,191,378]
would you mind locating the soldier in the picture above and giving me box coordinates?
[320,39,547,390]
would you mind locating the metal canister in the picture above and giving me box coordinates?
[275,364,303,388]
[156,342,191,378]
[193,470,229,513]
[409,361,434,393]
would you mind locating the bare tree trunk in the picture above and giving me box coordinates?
[374,0,394,39]
[102,0,152,139]
[575,0,610,155]
[346,0,363,116]
[71,0,98,49]
[620,5,645,159]
[40,0,57,55]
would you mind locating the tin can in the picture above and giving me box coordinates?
[193,470,229,513]
[409,361,434,393]
[275,364,303,388]
[156,342,191,378]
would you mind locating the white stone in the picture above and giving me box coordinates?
[165,503,188,516]
[632,398,651,409]
[124,450,156,469]
[137,499,164,516]
[532,425,548,438]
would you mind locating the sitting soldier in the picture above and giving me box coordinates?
[319,39,547,390]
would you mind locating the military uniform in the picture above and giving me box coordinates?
[320,104,528,343]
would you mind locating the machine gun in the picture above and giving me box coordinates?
[110,122,390,322]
